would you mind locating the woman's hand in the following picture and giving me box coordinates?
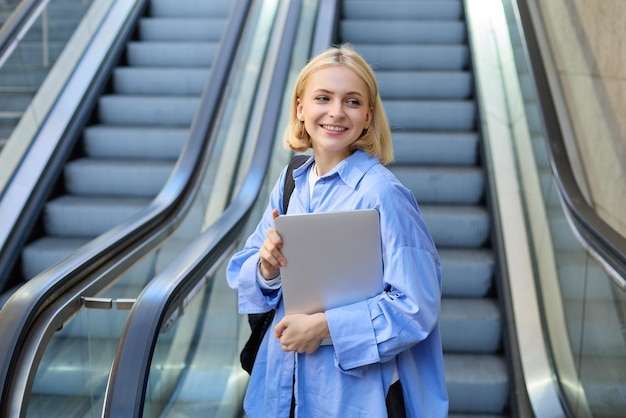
[259,209,286,280]
[274,313,331,354]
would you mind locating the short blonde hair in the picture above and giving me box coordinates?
[283,44,394,165]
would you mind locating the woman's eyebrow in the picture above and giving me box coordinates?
[312,88,365,97]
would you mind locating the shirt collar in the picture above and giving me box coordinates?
[292,150,379,190]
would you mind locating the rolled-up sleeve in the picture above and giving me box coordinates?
[371,247,441,361]
[326,300,379,372]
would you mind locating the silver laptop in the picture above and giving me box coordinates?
[274,209,383,316]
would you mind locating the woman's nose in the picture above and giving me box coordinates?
[328,101,345,118]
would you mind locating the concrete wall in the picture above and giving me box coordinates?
[536,0,626,238]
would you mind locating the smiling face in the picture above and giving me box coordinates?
[296,65,373,166]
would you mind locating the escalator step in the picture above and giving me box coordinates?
[390,165,484,205]
[83,126,187,159]
[421,205,490,248]
[21,19,81,41]
[342,0,463,21]
[2,42,68,65]
[43,195,151,238]
[97,95,200,126]
[21,237,90,279]
[439,249,494,297]
[0,91,33,112]
[149,0,231,18]
[385,99,476,131]
[126,42,219,67]
[378,70,473,100]
[139,18,226,41]
[64,159,175,197]
[39,1,90,19]
[341,20,466,44]
[444,353,509,414]
[0,65,49,86]
[391,132,479,166]
[113,67,210,95]
[440,298,502,353]
[357,44,470,71]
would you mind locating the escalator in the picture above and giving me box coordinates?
[510,0,626,416]
[19,0,231,274]
[0,0,264,416]
[0,0,232,301]
[338,1,509,414]
[1,0,624,417]
[103,0,530,416]
[104,1,624,417]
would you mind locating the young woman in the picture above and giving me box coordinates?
[227,44,448,417]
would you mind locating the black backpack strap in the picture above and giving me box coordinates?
[282,154,309,214]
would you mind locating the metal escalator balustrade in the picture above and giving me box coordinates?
[339,1,508,415]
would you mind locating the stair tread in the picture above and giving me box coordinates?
[83,125,187,159]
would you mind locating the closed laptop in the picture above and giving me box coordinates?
[275,209,383,316]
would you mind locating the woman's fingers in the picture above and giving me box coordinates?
[260,250,282,270]
[259,210,287,279]
[274,314,325,354]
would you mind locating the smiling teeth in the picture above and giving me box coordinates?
[323,125,346,131]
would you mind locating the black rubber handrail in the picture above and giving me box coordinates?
[102,1,303,416]
[0,1,252,415]
[516,0,626,287]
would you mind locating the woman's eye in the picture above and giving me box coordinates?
[347,99,361,106]
[315,96,329,102]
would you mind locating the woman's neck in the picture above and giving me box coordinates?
[312,149,352,176]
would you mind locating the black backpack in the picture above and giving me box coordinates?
[240,155,308,374]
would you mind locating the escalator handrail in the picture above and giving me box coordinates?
[516,0,626,288]
[0,0,252,414]
[311,0,340,55]
[102,1,303,416]
[0,0,48,67]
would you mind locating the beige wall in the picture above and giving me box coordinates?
[537,0,626,238]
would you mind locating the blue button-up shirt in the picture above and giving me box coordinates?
[227,150,448,417]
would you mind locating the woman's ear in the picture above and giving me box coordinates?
[364,106,373,129]
[296,98,304,121]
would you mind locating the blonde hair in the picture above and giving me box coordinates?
[283,44,394,165]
